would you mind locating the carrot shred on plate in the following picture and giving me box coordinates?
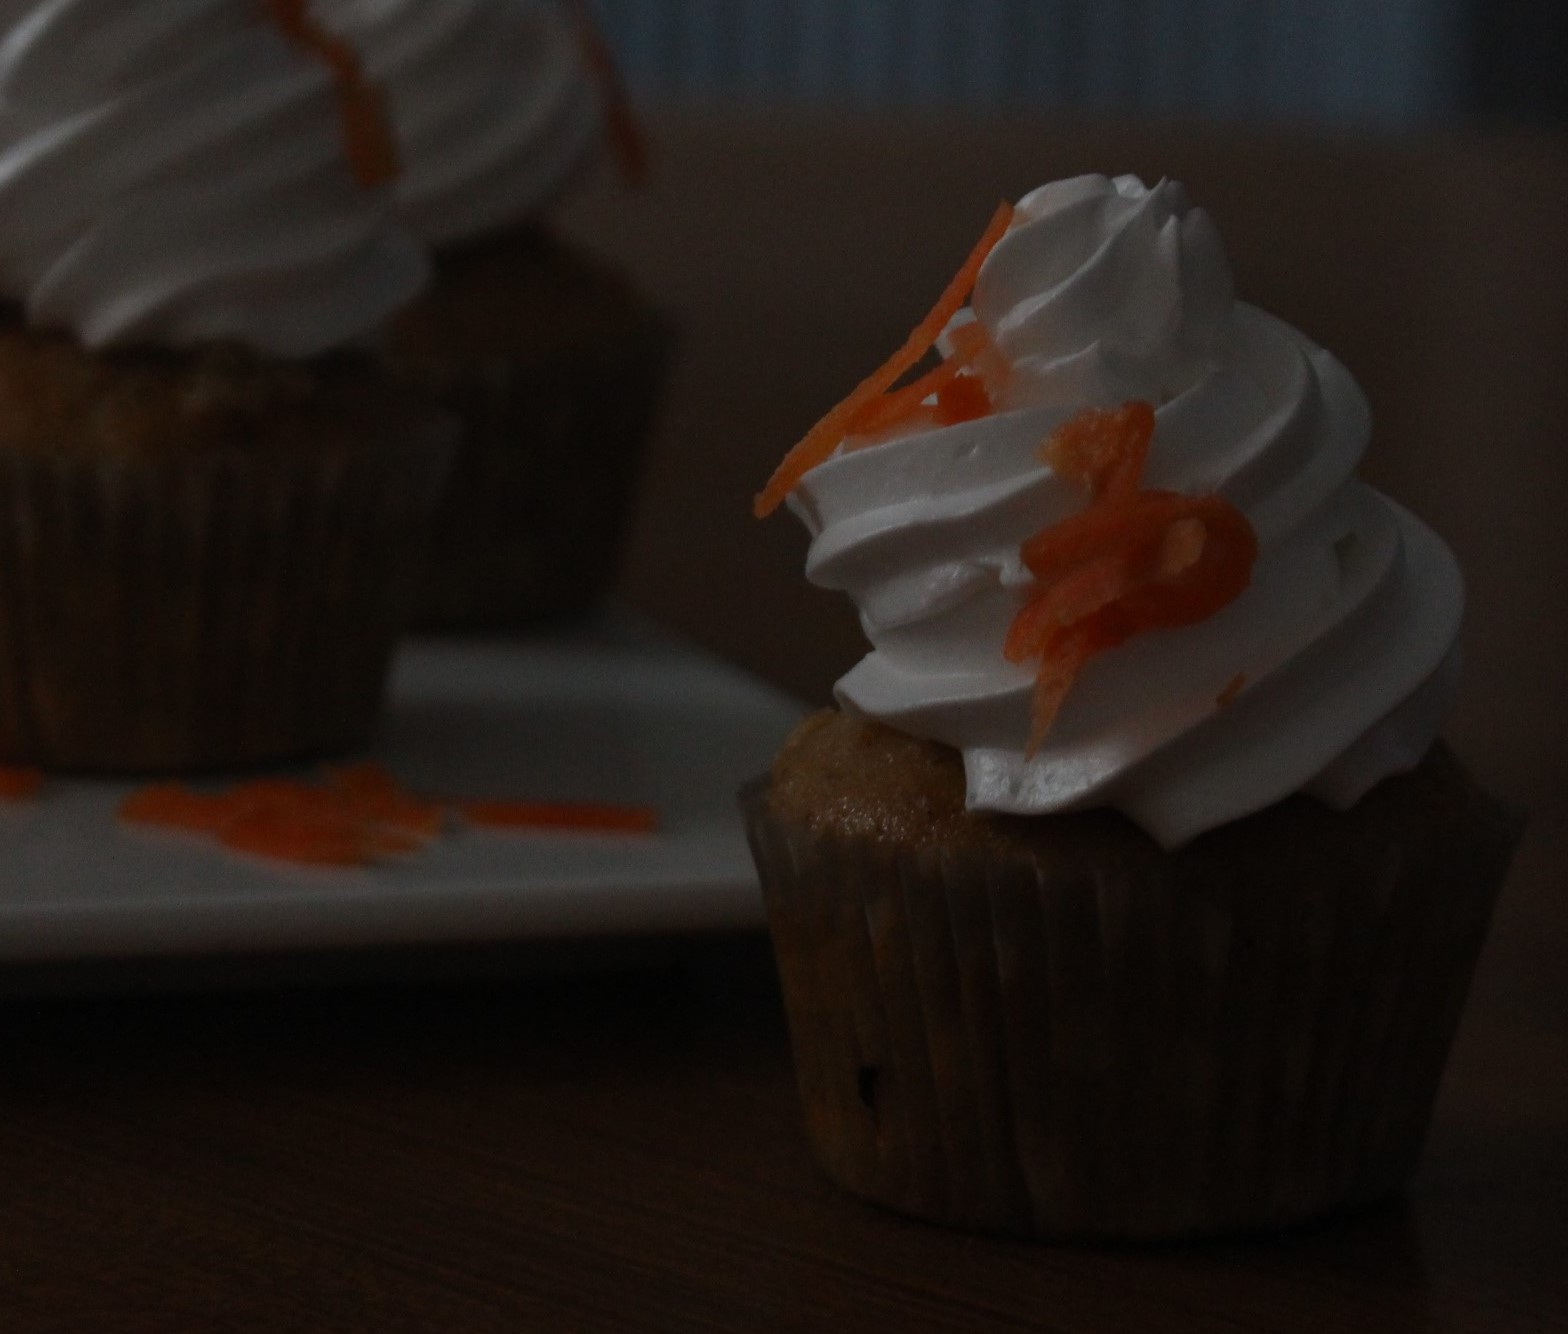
[0,765,43,800]
[116,764,656,866]
[118,783,235,833]
[459,800,658,835]
[1008,403,1258,752]
[754,201,1015,518]
[218,808,394,868]
[325,762,447,840]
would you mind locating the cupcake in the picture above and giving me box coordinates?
[316,0,672,629]
[745,176,1522,1239]
[0,0,453,772]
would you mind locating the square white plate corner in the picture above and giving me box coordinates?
[0,613,806,971]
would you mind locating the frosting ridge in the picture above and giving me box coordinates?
[312,0,603,247]
[0,0,427,356]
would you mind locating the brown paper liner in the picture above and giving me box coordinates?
[408,310,671,628]
[743,748,1522,1240]
[385,228,674,631]
[0,429,452,772]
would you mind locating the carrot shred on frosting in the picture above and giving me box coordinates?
[565,0,648,187]
[843,321,994,439]
[117,767,656,867]
[754,201,1015,518]
[1008,402,1258,753]
[0,766,43,800]
[265,0,400,188]
[933,369,993,426]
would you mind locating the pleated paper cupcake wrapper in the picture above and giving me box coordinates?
[0,431,453,772]
[742,759,1521,1240]
[412,312,673,630]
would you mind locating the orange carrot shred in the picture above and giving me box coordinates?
[1026,629,1097,755]
[326,763,446,840]
[845,322,993,440]
[219,808,383,867]
[118,765,655,866]
[1217,673,1246,708]
[119,783,241,833]
[754,201,1015,517]
[265,0,400,188]
[460,800,658,835]
[0,765,43,800]
[1009,402,1258,753]
[933,372,992,426]
[1042,401,1155,503]
[566,0,648,187]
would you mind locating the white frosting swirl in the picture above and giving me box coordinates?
[312,0,602,247]
[790,175,1462,847]
[0,0,428,357]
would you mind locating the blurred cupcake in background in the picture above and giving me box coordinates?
[317,0,672,629]
[0,0,453,772]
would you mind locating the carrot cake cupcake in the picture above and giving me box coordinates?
[745,175,1522,1238]
[0,0,452,771]
[316,0,671,628]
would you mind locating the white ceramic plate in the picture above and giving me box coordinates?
[0,615,805,970]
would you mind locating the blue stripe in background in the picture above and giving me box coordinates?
[587,0,1473,128]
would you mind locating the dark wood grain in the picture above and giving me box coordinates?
[2,116,1565,1331]
[1,844,1562,1334]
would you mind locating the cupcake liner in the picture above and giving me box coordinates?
[409,308,672,629]
[0,427,453,772]
[742,753,1521,1240]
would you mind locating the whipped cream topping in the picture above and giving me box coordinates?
[790,175,1462,846]
[313,0,602,247]
[0,0,427,357]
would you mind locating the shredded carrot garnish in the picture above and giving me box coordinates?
[754,201,1015,518]
[219,806,414,867]
[565,0,648,187]
[0,765,43,800]
[1042,399,1152,503]
[1217,673,1246,708]
[266,0,400,188]
[933,371,993,426]
[117,765,656,866]
[459,800,658,834]
[843,322,994,440]
[118,783,233,833]
[1008,403,1258,752]
[326,762,446,839]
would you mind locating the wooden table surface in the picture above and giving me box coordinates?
[3,117,1565,1331]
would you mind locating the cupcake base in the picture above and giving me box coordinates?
[744,712,1523,1240]
[0,439,451,772]
[384,226,672,629]
[0,325,454,773]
